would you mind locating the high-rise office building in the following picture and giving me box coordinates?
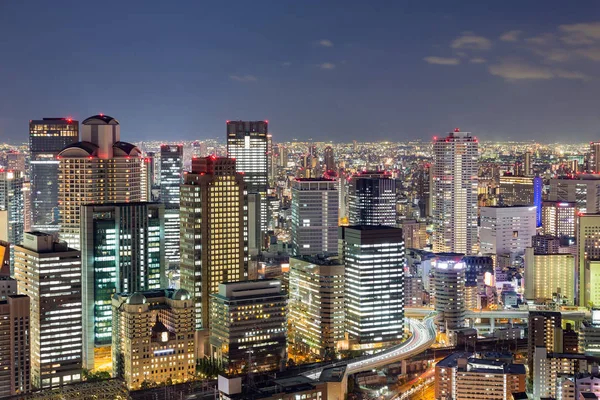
[400,219,427,249]
[524,248,575,304]
[22,181,31,233]
[180,156,247,331]
[14,232,82,389]
[340,226,405,349]
[524,151,533,176]
[0,170,25,270]
[590,142,600,173]
[532,234,561,255]
[29,118,79,232]
[480,205,537,259]
[80,202,165,370]
[58,115,142,249]
[542,201,577,245]
[0,288,30,397]
[548,175,600,214]
[291,178,339,256]
[210,280,287,374]
[112,289,195,390]
[432,255,466,332]
[288,256,344,358]
[498,175,534,206]
[226,120,269,237]
[4,152,25,172]
[347,171,396,226]
[432,129,478,254]
[160,144,183,269]
[323,146,335,171]
[577,214,600,307]
[141,155,155,201]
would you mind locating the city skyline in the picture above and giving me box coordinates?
[2,1,600,143]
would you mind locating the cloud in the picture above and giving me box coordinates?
[281,62,292,67]
[319,63,336,70]
[525,33,555,46]
[451,33,492,50]
[559,22,600,45]
[488,61,587,81]
[470,58,486,63]
[229,74,258,82]
[318,39,334,47]
[532,48,572,63]
[500,30,522,42]
[576,47,600,61]
[424,56,460,65]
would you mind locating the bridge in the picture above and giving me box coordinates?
[301,314,438,399]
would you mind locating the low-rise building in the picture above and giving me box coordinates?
[435,352,526,400]
[112,289,195,390]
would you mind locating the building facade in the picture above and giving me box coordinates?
[548,176,600,214]
[112,289,195,390]
[288,256,344,358]
[291,178,339,256]
[498,175,534,206]
[577,214,600,307]
[0,292,30,397]
[160,144,183,268]
[340,226,405,349]
[0,170,25,270]
[542,201,577,245]
[58,115,142,249]
[432,129,478,254]
[14,232,82,389]
[347,172,396,226]
[432,255,466,332]
[480,205,537,259]
[80,202,165,370]
[29,118,79,232]
[226,121,269,236]
[210,280,287,374]
[179,157,247,331]
[524,248,575,304]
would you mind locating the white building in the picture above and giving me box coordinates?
[432,129,479,254]
[480,205,537,259]
[14,232,82,389]
[291,178,339,256]
[432,255,466,332]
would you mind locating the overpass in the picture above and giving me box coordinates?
[301,314,438,399]
[405,307,588,321]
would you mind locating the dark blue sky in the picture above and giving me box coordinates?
[1,1,599,143]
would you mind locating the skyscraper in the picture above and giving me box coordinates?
[524,151,533,176]
[180,156,247,332]
[323,146,335,171]
[498,175,534,206]
[291,178,339,256]
[58,115,142,249]
[14,232,82,389]
[0,170,25,270]
[210,280,287,374]
[347,171,396,226]
[288,256,344,358]
[0,289,30,397]
[590,142,600,173]
[577,214,600,306]
[548,175,600,214]
[542,201,577,245]
[226,120,269,237]
[80,202,165,370]
[29,118,79,232]
[432,129,479,254]
[524,248,575,304]
[160,144,183,268]
[432,255,466,332]
[340,226,405,349]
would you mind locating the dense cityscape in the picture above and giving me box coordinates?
[0,120,599,400]
[3,2,600,400]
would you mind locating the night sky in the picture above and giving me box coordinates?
[1,1,599,143]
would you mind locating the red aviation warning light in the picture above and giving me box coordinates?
[454,128,460,132]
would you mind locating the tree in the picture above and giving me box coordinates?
[286,358,296,368]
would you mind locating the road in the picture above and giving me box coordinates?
[303,313,438,380]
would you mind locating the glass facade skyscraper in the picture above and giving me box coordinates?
[347,171,396,226]
[29,118,79,232]
[0,170,25,271]
[80,202,165,370]
[160,144,183,268]
[340,225,405,349]
[226,121,268,239]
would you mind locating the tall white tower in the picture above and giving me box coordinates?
[432,128,479,254]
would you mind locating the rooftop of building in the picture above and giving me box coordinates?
[344,225,400,231]
[294,177,336,182]
[290,255,342,266]
[437,352,525,375]
[82,114,119,125]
